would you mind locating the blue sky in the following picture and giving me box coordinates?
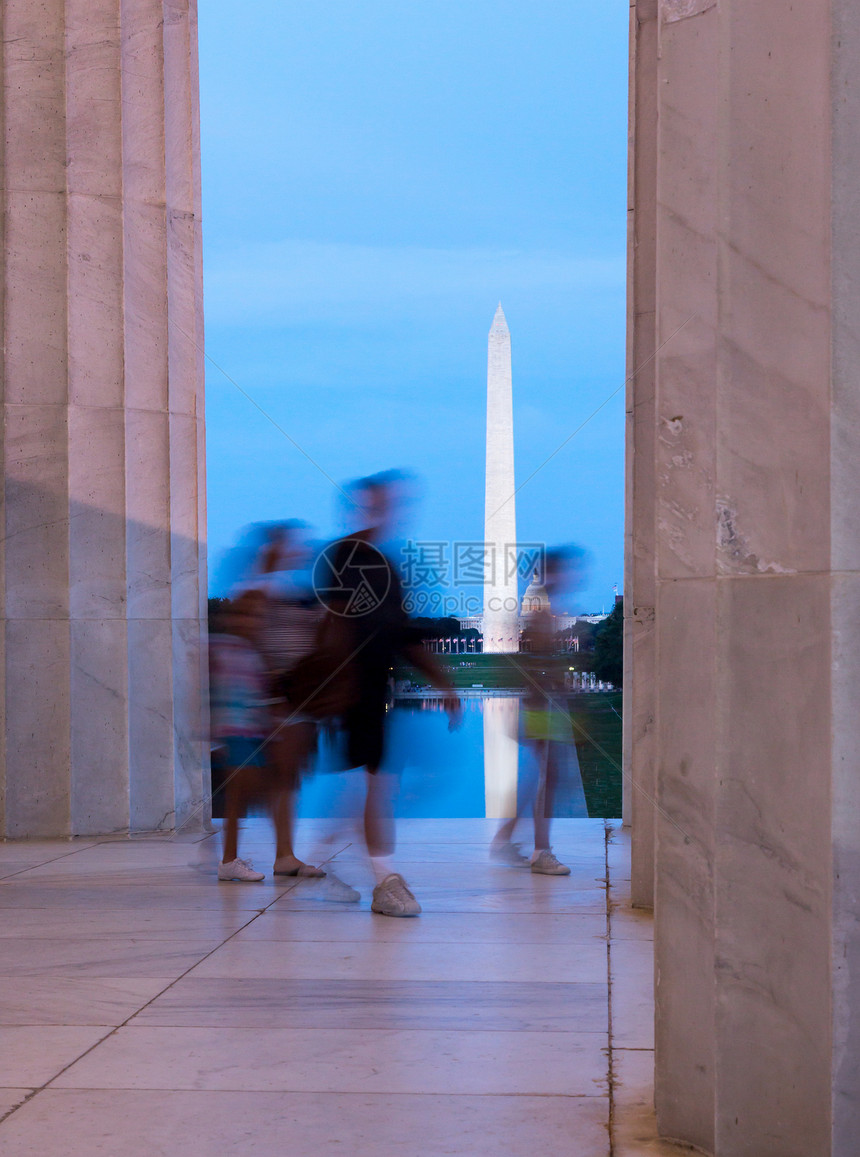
[199,1,629,613]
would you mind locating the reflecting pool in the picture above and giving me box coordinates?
[297,693,587,820]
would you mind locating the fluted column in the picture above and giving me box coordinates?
[0,0,208,838]
[629,0,860,1153]
[624,0,658,907]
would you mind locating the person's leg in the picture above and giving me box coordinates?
[494,817,516,844]
[268,723,298,860]
[490,706,533,866]
[531,740,570,875]
[271,785,295,860]
[364,744,421,917]
[368,772,420,916]
[219,761,265,881]
[222,765,241,864]
[270,722,323,874]
[353,704,395,872]
[365,767,396,880]
[490,816,529,865]
[347,696,417,915]
[533,739,551,852]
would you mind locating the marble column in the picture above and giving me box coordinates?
[629,0,860,1153]
[624,0,658,909]
[0,0,208,838]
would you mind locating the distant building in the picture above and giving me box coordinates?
[456,571,608,646]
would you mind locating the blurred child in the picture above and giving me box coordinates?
[252,522,325,878]
[209,589,270,882]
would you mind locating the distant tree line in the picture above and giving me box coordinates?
[592,599,623,687]
[208,598,624,686]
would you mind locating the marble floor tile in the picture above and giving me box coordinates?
[309,840,602,865]
[0,809,667,1155]
[0,908,253,940]
[611,905,654,941]
[0,1027,110,1087]
[611,938,655,1049]
[610,874,636,912]
[0,938,219,977]
[55,1025,609,1096]
[0,1090,32,1120]
[313,835,609,857]
[93,841,216,858]
[188,935,608,983]
[238,838,606,871]
[0,1089,611,1156]
[7,866,227,888]
[295,817,608,845]
[23,840,219,862]
[272,880,605,915]
[0,884,293,910]
[234,909,608,944]
[0,840,96,863]
[9,840,222,874]
[613,1048,686,1155]
[121,831,216,844]
[133,977,608,1033]
[11,854,222,878]
[351,862,608,891]
[606,825,631,871]
[0,863,45,880]
[238,852,607,883]
[11,842,219,870]
[0,979,174,1026]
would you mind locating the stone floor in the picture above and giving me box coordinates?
[0,818,684,1155]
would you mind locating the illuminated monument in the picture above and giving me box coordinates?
[482,304,519,653]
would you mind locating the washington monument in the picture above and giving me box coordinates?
[483,304,519,652]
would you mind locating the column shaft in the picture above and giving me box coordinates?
[624,0,658,907]
[0,0,207,838]
[632,0,860,1153]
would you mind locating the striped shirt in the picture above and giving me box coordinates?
[209,634,269,739]
[259,597,323,676]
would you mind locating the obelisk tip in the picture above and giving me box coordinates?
[490,302,509,334]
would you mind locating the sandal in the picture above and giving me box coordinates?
[273,855,326,878]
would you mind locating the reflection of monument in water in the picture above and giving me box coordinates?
[483,695,520,819]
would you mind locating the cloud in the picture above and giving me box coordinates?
[203,239,624,325]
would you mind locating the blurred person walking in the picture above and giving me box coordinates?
[491,548,587,875]
[250,522,326,879]
[317,472,462,916]
[209,590,270,882]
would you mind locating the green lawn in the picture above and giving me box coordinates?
[407,652,593,690]
[570,691,623,818]
[400,654,624,818]
[397,652,527,689]
[436,653,523,688]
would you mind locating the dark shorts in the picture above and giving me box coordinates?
[343,694,387,771]
[210,738,269,819]
[220,736,268,769]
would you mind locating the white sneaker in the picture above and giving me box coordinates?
[371,872,421,917]
[320,873,361,903]
[490,840,529,867]
[218,857,265,882]
[530,849,571,876]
